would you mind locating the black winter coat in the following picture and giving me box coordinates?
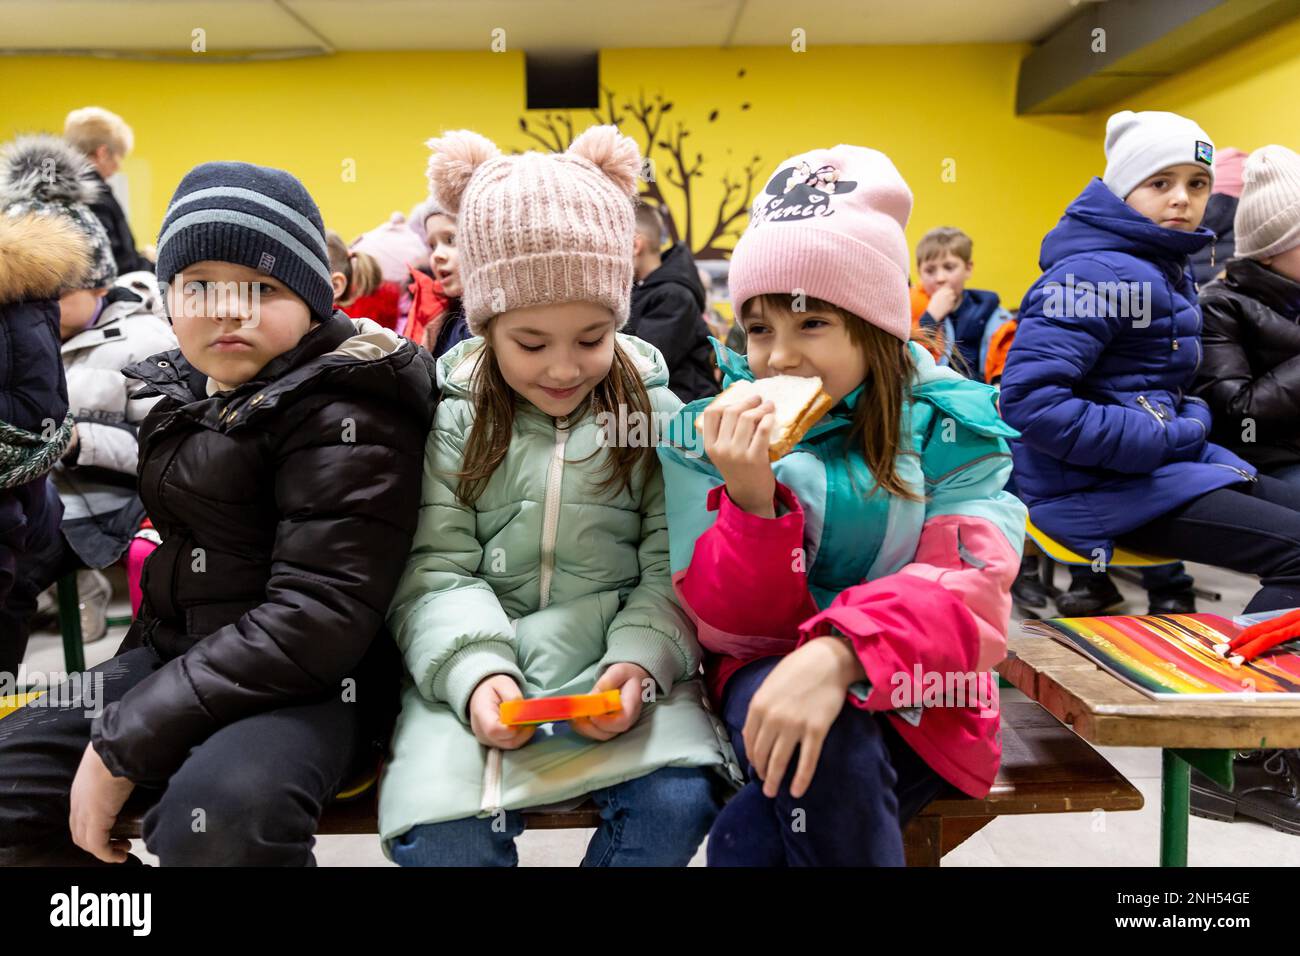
[88,171,153,276]
[92,313,436,784]
[1194,256,1300,470]
[627,243,719,403]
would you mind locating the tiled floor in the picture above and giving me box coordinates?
[17,562,1300,866]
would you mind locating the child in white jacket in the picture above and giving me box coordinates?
[5,271,174,651]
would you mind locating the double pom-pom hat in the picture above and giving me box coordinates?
[425,125,642,335]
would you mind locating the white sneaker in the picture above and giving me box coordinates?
[77,569,112,644]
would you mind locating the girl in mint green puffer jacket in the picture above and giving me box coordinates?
[379,125,738,866]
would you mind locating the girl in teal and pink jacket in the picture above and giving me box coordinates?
[657,146,1027,865]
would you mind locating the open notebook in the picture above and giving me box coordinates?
[1021,613,1300,701]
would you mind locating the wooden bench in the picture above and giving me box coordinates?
[109,699,1141,865]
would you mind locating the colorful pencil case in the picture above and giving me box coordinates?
[499,690,623,727]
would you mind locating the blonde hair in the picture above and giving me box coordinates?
[64,106,134,158]
[916,226,973,266]
[325,230,382,305]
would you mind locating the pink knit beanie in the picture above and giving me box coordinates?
[425,125,641,335]
[1213,146,1248,198]
[728,145,913,341]
[351,211,430,282]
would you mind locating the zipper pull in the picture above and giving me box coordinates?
[1172,339,1180,351]
[1138,395,1168,424]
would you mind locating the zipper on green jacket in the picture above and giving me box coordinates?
[537,414,570,610]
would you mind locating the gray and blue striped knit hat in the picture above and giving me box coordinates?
[156,161,334,320]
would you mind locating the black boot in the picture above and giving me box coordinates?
[1148,590,1197,615]
[1190,750,1300,835]
[1011,554,1051,610]
[1054,572,1124,617]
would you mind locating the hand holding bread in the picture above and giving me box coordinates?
[696,375,833,517]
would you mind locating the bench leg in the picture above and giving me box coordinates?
[55,573,85,674]
[1160,749,1189,867]
[903,816,942,867]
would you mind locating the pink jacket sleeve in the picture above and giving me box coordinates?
[893,515,1021,672]
[673,481,820,659]
[796,514,1020,710]
[797,573,981,711]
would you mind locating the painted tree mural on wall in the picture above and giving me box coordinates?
[516,74,760,260]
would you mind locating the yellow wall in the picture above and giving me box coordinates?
[1108,13,1300,156]
[1,22,1297,305]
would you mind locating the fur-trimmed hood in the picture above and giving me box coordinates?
[0,212,91,304]
[0,134,100,208]
[0,135,118,290]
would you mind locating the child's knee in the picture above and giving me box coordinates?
[623,767,722,838]
[387,814,520,867]
[775,709,894,803]
[143,769,316,865]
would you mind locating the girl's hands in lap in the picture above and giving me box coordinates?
[743,637,866,799]
[570,662,653,742]
[469,675,537,750]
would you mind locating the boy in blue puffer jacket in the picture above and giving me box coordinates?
[1000,111,1300,831]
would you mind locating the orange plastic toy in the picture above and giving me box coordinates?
[499,689,623,727]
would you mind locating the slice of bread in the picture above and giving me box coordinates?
[698,375,834,460]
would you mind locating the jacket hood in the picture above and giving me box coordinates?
[1040,177,1214,271]
[0,134,100,209]
[124,311,437,428]
[639,242,706,310]
[98,272,167,329]
[0,210,91,304]
[436,331,671,402]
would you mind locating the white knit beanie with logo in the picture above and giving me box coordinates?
[1102,110,1216,200]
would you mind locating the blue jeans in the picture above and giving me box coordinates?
[708,656,945,867]
[389,765,722,867]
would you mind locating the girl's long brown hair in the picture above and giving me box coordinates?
[454,331,657,506]
[749,294,923,502]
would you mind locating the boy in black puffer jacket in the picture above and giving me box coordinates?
[1191,144,1300,832]
[628,204,718,403]
[1197,145,1300,485]
[0,161,436,866]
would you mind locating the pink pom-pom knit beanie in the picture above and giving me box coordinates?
[425,125,641,335]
